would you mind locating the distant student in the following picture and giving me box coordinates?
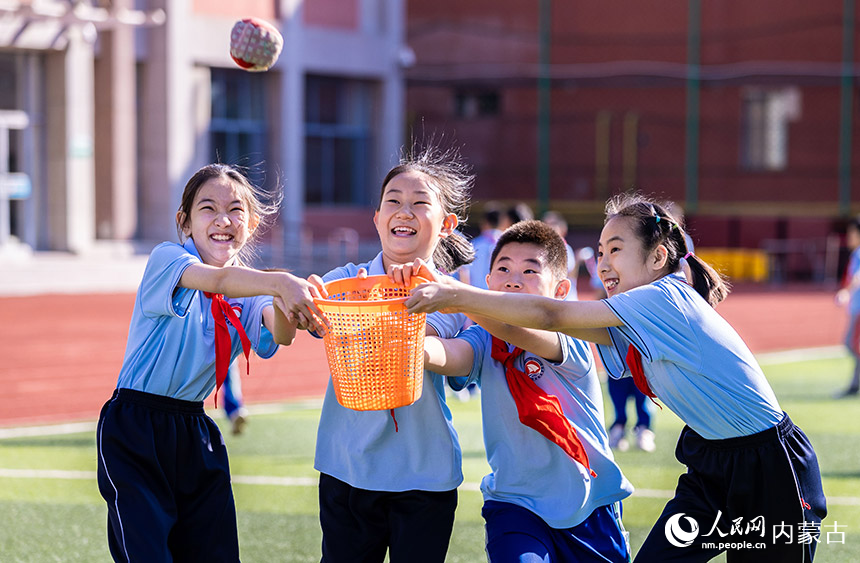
[503,201,534,229]
[834,216,860,398]
[221,360,249,435]
[392,220,633,562]
[403,193,827,562]
[311,146,474,563]
[542,210,579,300]
[461,201,504,290]
[96,164,327,562]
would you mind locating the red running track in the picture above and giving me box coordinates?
[0,285,846,427]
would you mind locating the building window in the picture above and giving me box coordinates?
[740,87,801,172]
[209,68,268,184]
[454,90,500,118]
[305,75,374,205]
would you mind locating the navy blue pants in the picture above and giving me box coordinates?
[318,473,457,563]
[608,376,651,429]
[222,361,243,420]
[482,500,630,563]
[96,389,239,562]
[634,413,826,562]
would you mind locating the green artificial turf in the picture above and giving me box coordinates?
[1,354,858,561]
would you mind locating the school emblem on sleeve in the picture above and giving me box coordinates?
[215,301,243,323]
[230,303,243,319]
[524,359,544,381]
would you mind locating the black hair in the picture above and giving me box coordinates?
[506,202,534,226]
[378,145,475,273]
[482,201,503,229]
[176,163,281,267]
[490,220,569,281]
[605,193,730,306]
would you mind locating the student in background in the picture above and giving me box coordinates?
[542,210,579,301]
[460,201,504,290]
[834,216,860,398]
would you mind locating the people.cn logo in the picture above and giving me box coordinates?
[665,513,699,548]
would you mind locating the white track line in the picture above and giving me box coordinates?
[0,349,846,440]
[0,399,324,440]
[0,421,97,439]
[0,468,857,507]
[755,346,846,366]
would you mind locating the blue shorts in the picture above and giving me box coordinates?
[482,500,630,563]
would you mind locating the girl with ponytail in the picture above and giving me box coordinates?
[311,144,474,563]
[402,192,826,562]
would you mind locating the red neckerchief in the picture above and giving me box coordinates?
[490,336,596,477]
[625,344,661,409]
[204,292,251,408]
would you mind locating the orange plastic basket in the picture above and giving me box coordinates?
[314,275,427,411]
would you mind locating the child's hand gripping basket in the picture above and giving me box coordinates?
[314,275,427,411]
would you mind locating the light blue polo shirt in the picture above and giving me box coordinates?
[115,240,278,402]
[464,229,501,290]
[455,325,633,529]
[313,253,467,492]
[847,247,860,316]
[596,273,783,440]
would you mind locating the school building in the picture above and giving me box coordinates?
[406,0,860,282]
[1,0,858,283]
[0,0,407,274]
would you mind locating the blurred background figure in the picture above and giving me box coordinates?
[460,202,504,290]
[542,210,579,301]
[577,246,605,299]
[607,382,655,452]
[834,216,860,398]
[450,202,506,401]
[222,360,249,435]
[502,201,534,230]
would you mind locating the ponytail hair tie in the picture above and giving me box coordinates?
[654,215,661,224]
[683,252,693,260]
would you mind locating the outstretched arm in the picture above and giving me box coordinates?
[266,301,298,345]
[404,274,623,335]
[837,268,860,306]
[468,312,612,351]
[465,313,564,360]
[424,335,475,378]
[180,264,329,334]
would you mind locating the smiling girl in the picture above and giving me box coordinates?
[96,164,327,562]
[402,193,826,562]
[312,146,474,563]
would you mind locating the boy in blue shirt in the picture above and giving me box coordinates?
[395,220,632,562]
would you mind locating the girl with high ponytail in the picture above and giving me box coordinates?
[402,192,826,562]
[311,143,474,563]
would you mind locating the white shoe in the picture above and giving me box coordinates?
[634,427,656,452]
[453,387,471,402]
[609,424,629,452]
[230,409,249,436]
